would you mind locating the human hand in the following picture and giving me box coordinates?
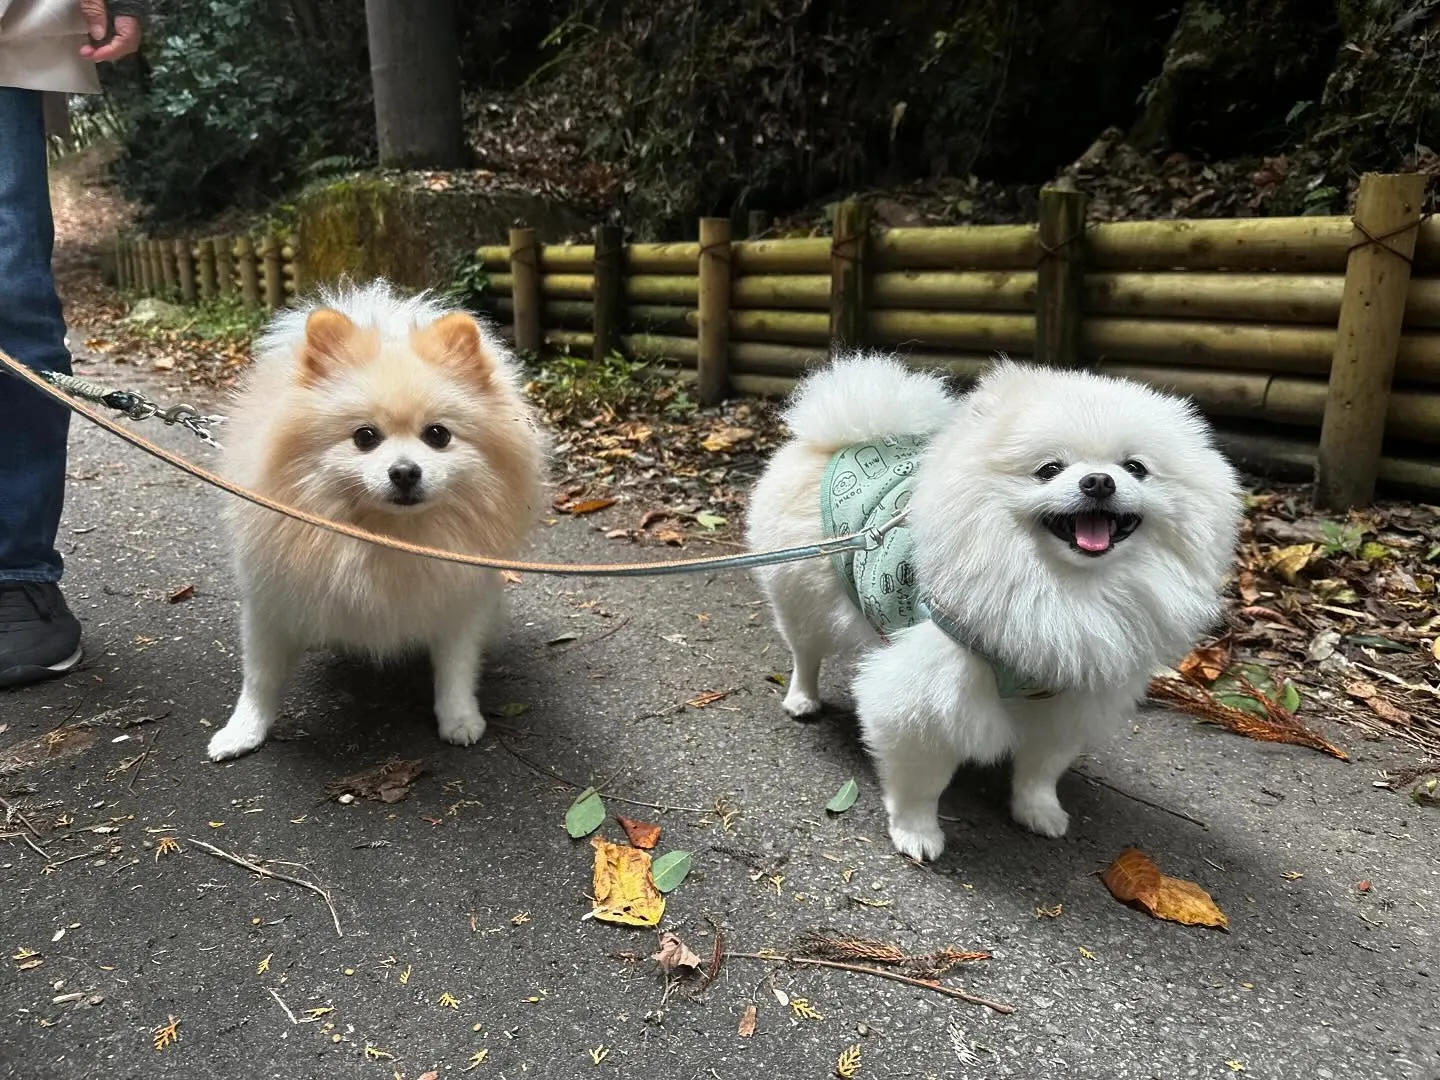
[78,0,143,62]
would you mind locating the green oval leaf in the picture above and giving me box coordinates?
[1280,680,1301,714]
[825,778,859,814]
[651,850,692,893]
[564,787,606,839]
[1213,693,1269,718]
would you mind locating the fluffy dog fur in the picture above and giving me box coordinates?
[206,281,547,762]
[746,353,1242,860]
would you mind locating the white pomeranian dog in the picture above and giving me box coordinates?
[206,281,548,762]
[746,353,1242,860]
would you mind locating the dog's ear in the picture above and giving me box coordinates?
[298,307,358,383]
[423,312,495,388]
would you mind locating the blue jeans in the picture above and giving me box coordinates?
[0,87,72,584]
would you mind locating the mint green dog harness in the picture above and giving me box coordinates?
[819,437,1052,700]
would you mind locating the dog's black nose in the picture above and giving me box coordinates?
[1078,471,1115,499]
[388,461,422,491]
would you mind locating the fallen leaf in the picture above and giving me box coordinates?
[615,815,661,849]
[650,525,687,546]
[825,778,860,814]
[694,511,728,530]
[1267,543,1316,584]
[737,1003,757,1037]
[545,631,580,646]
[836,1043,863,1078]
[326,759,428,804]
[701,426,755,452]
[1178,637,1232,684]
[790,997,824,1020]
[496,702,530,718]
[167,584,195,604]
[1100,848,1228,929]
[651,931,702,975]
[560,497,616,515]
[685,689,730,709]
[565,788,606,839]
[588,836,665,926]
[650,850,693,893]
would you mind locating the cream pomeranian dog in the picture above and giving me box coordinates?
[746,353,1242,860]
[206,282,547,762]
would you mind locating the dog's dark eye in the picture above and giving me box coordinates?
[1034,461,1065,481]
[422,424,452,449]
[353,425,383,451]
[1122,459,1149,479]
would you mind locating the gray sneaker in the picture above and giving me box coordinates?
[0,582,83,688]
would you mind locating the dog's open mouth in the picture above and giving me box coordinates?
[1043,510,1141,556]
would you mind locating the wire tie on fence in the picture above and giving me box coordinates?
[1036,229,1084,265]
[1346,211,1430,264]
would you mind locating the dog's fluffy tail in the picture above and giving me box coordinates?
[780,350,957,451]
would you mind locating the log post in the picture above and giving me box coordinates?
[509,226,542,356]
[236,236,261,310]
[176,237,197,303]
[746,209,771,239]
[1315,173,1429,510]
[158,239,178,299]
[1035,186,1089,368]
[829,198,870,354]
[215,235,236,298]
[591,223,624,364]
[261,233,284,309]
[114,237,128,292]
[136,239,151,295]
[284,230,304,297]
[196,238,217,300]
[697,216,733,405]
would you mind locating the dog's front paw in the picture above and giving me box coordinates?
[437,702,487,747]
[207,703,270,762]
[887,815,946,862]
[782,687,823,719]
[1010,789,1069,838]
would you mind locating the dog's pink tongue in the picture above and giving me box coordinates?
[1074,513,1113,553]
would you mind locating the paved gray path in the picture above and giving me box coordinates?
[1,361,1437,1080]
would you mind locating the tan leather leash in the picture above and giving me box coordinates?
[1,347,900,577]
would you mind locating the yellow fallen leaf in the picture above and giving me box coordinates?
[701,426,755,452]
[588,836,665,926]
[1100,848,1228,929]
[1266,544,1315,585]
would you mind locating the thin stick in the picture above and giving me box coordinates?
[0,795,45,844]
[21,832,51,861]
[553,616,632,653]
[1071,769,1209,831]
[267,987,299,1025]
[723,952,1014,1015]
[494,735,710,814]
[188,838,343,937]
[128,727,160,792]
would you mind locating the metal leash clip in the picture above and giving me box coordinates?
[41,371,225,447]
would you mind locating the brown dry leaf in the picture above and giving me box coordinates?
[685,689,731,709]
[615,815,662,850]
[650,525,687,546]
[1178,636,1232,685]
[167,584,195,604]
[1347,684,1412,725]
[737,1004,757,1037]
[589,836,665,927]
[1148,676,1349,761]
[1101,848,1228,929]
[638,508,673,530]
[326,758,429,804]
[561,497,617,516]
[651,931,703,975]
[1266,543,1316,584]
[701,426,755,453]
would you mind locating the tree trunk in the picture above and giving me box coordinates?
[364,0,464,169]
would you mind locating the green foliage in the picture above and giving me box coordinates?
[126,295,269,344]
[440,250,492,312]
[527,349,657,417]
[108,0,371,223]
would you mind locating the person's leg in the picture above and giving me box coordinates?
[0,86,83,687]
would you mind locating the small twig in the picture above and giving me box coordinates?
[1071,769,1209,831]
[267,987,299,1025]
[695,916,725,994]
[553,616,632,653]
[127,727,160,792]
[0,795,45,845]
[723,952,1014,1015]
[494,735,709,814]
[21,832,51,861]
[188,838,343,937]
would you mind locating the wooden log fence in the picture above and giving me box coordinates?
[113,231,303,312]
[109,174,1440,501]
